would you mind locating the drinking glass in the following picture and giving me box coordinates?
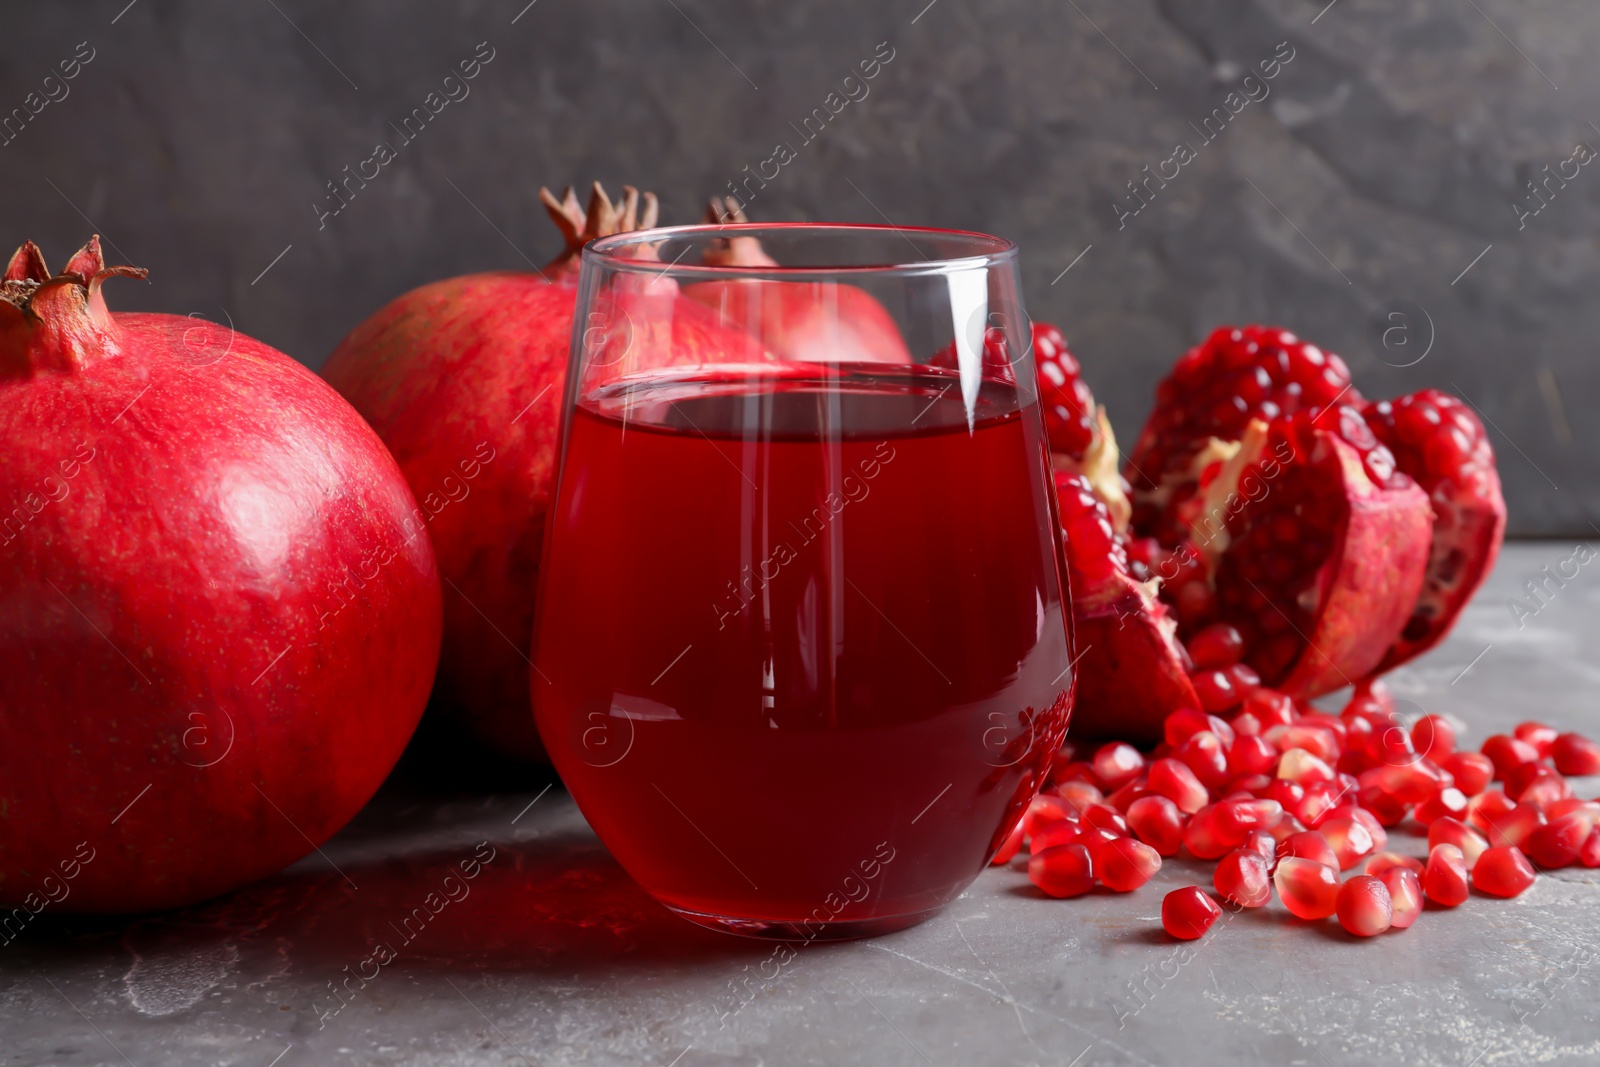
[532,223,1074,939]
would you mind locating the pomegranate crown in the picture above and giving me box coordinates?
[700,197,779,269]
[1,235,147,314]
[0,236,147,376]
[538,181,659,279]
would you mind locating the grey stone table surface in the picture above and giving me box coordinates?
[4,542,1599,1067]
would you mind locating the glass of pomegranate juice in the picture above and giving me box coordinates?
[533,222,1074,939]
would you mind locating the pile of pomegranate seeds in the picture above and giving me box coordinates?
[1002,685,1600,941]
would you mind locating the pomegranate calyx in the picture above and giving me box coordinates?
[2,236,147,315]
[1,236,147,376]
[538,181,661,280]
[4,240,48,284]
[700,197,781,269]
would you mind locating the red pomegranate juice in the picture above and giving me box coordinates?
[534,366,1072,935]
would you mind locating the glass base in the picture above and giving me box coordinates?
[664,903,945,941]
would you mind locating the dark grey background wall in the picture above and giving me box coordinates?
[3,0,1594,533]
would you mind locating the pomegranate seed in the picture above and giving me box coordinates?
[1175,731,1231,789]
[1029,843,1095,898]
[1343,677,1396,720]
[1266,778,1305,810]
[1224,772,1274,797]
[1092,742,1146,790]
[1104,777,1152,813]
[1279,830,1338,870]
[1466,790,1516,834]
[1242,829,1277,861]
[1183,803,1238,860]
[1376,759,1450,803]
[1410,714,1456,760]
[1367,722,1417,768]
[1272,725,1340,765]
[1191,669,1245,713]
[1278,748,1337,787]
[1229,735,1280,777]
[1512,721,1558,758]
[1226,663,1261,701]
[1162,886,1222,940]
[1336,875,1393,937]
[1364,851,1424,876]
[1295,781,1349,828]
[1545,797,1600,827]
[1428,817,1489,866]
[1274,857,1340,919]
[1423,844,1470,906]
[1053,760,1105,790]
[1551,732,1600,776]
[1242,688,1295,730]
[1581,826,1600,868]
[1484,803,1546,850]
[991,819,1025,864]
[1481,734,1540,779]
[1378,867,1422,929]
[1440,751,1494,796]
[1320,816,1377,870]
[1348,807,1390,853]
[1092,836,1162,892]
[1472,845,1536,898]
[1047,743,1079,782]
[1519,776,1572,812]
[1176,579,1217,629]
[1023,795,1079,838]
[1412,785,1469,827]
[1084,803,1131,837]
[1127,795,1186,856]
[1147,757,1209,814]
[1215,848,1274,907]
[1297,713,1349,748]
[1523,811,1590,868]
[1187,622,1245,669]
[1030,821,1083,854]
[1164,707,1235,748]
[1504,762,1570,805]
[1231,710,1265,737]
[1266,814,1307,846]
[1054,779,1105,814]
[1356,785,1409,827]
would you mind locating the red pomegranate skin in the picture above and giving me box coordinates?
[322,267,765,761]
[684,278,913,364]
[0,243,441,913]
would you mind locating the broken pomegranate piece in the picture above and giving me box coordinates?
[1055,472,1200,741]
[1126,325,1362,545]
[1363,390,1506,670]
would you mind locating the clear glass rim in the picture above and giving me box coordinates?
[583,222,1019,279]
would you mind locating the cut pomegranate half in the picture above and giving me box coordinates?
[1186,408,1433,696]
[1363,390,1506,670]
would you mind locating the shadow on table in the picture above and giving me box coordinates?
[0,828,775,981]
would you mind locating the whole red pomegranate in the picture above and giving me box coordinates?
[0,237,440,913]
[683,198,912,364]
[322,184,763,761]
